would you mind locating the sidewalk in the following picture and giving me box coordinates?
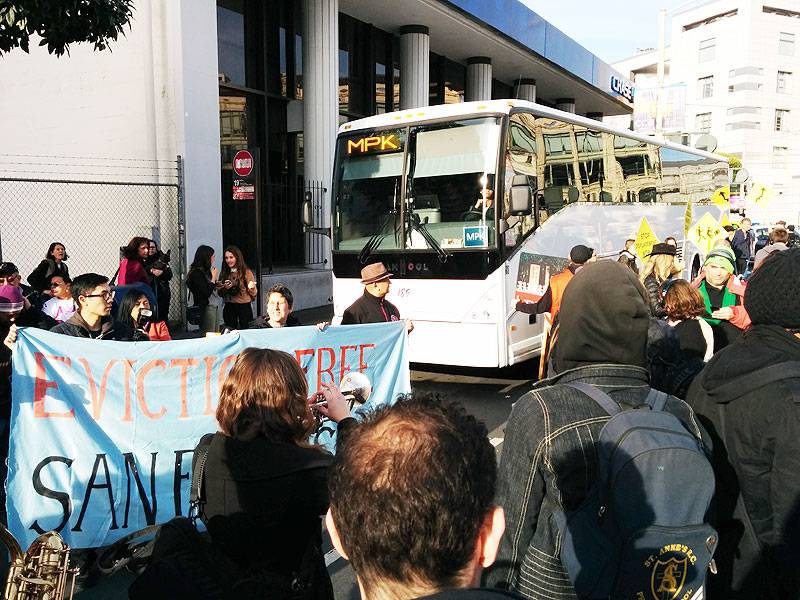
[170,304,334,339]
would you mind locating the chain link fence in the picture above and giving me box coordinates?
[0,154,186,324]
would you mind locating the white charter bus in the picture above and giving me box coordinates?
[324,100,729,367]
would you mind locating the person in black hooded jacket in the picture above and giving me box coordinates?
[687,247,800,600]
[487,261,706,600]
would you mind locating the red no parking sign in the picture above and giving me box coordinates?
[232,150,255,200]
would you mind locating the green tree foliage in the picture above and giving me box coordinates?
[0,0,134,57]
[718,152,742,172]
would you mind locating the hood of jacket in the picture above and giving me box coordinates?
[552,260,651,373]
[694,324,800,403]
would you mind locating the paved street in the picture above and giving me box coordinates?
[73,358,538,599]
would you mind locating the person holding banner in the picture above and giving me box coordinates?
[1,285,23,418]
[250,283,303,328]
[196,348,353,600]
[342,262,413,333]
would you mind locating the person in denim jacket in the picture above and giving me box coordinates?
[485,261,707,600]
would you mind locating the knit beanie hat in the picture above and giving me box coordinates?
[744,247,800,329]
[0,284,24,312]
[570,245,594,264]
[704,247,736,274]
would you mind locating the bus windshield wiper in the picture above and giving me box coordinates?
[409,213,450,262]
[358,212,394,265]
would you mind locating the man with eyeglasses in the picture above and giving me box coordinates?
[52,273,129,339]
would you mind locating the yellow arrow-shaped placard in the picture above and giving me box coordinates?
[711,186,730,208]
[687,212,723,256]
[634,216,660,259]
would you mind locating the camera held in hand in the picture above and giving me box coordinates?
[136,308,153,330]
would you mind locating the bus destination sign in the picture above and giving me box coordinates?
[346,133,402,155]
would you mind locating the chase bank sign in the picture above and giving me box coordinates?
[610,75,635,102]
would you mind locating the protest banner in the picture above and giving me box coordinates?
[7,322,410,550]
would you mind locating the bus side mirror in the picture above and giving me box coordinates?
[302,191,314,227]
[510,175,533,216]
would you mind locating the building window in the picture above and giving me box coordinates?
[698,76,714,98]
[339,15,367,118]
[779,32,795,55]
[777,70,791,93]
[728,82,762,92]
[698,38,715,62]
[429,52,444,105]
[774,146,788,167]
[443,59,466,104]
[725,121,760,130]
[729,66,764,77]
[695,112,712,132]
[375,62,387,114]
[217,0,246,86]
[775,108,790,131]
[727,106,760,115]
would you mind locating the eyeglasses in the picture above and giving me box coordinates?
[49,282,64,288]
[84,291,115,301]
[0,274,20,283]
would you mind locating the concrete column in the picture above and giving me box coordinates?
[586,112,604,120]
[466,57,492,101]
[400,25,429,109]
[556,98,575,113]
[513,78,536,102]
[302,0,338,266]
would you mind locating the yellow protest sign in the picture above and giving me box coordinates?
[747,182,775,208]
[633,217,660,259]
[683,202,693,237]
[711,186,730,208]
[687,212,723,255]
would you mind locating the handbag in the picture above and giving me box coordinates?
[185,270,202,326]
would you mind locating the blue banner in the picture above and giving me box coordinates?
[7,322,409,549]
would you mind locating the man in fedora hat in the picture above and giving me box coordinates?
[342,262,412,331]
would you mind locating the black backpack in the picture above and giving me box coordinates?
[555,382,718,600]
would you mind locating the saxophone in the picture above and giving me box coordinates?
[0,522,78,599]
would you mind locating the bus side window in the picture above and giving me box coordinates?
[502,164,537,248]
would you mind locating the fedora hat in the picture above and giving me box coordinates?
[360,262,392,285]
[647,243,676,257]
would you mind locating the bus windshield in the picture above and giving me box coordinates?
[333,117,502,253]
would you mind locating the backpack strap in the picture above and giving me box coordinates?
[189,433,214,525]
[644,388,669,412]
[565,382,621,416]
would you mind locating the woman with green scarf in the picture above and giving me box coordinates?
[692,246,751,350]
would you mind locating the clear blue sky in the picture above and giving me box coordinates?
[522,0,706,63]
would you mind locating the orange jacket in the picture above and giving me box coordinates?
[548,268,574,317]
[146,320,172,341]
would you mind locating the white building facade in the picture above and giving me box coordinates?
[609,0,800,223]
